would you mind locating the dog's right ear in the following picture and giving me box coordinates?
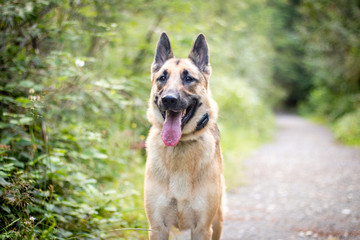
[152,32,174,73]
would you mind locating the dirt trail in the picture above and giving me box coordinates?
[221,114,360,240]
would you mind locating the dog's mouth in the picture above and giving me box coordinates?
[160,100,198,146]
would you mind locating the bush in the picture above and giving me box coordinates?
[333,110,360,146]
[0,1,148,239]
[295,1,360,145]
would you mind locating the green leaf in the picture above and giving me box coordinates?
[15,97,31,104]
[0,177,10,186]
[19,80,35,88]
[0,170,7,177]
[4,157,24,168]
[29,154,48,166]
[10,159,24,168]
[19,117,33,125]
[1,205,11,214]
[1,163,15,172]
[0,123,9,129]
[93,152,108,159]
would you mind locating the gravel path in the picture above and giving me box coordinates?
[222,114,360,240]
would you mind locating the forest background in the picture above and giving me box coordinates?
[1,0,359,239]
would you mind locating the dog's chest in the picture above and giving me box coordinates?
[166,172,208,230]
[147,135,217,228]
[161,140,213,200]
[168,171,193,200]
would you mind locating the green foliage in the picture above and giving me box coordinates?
[294,0,360,144]
[333,110,360,146]
[1,1,148,239]
[267,0,313,107]
[214,79,274,189]
[267,0,359,145]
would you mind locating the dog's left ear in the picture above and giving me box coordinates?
[188,34,211,74]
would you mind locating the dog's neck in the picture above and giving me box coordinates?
[195,113,209,131]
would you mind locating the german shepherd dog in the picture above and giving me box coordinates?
[144,33,224,240]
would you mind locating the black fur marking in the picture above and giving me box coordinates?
[157,70,168,84]
[154,95,166,119]
[195,113,209,131]
[170,198,177,208]
[163,219,168,228]
[181,69,198,85]
[176,59,180,65]
[181,99,198,130]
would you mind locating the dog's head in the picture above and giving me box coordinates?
[147,33,217,147]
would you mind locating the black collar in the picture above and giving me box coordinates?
[195,113,209,131]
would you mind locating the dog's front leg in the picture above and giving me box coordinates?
[190,190,222,240]
[144,181,171,240]
[146,209,171,240]
[191,225,213,240]
[148,225,169,240]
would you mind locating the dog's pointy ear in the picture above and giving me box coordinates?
[188,34,211,74]
[152,32,174,73]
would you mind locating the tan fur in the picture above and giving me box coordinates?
[145,34,224,240]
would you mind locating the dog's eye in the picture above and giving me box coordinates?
[158,75,166,83]
[185,76,195,83]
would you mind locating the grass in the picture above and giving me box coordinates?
[220,124,274,190]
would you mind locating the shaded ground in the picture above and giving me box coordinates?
[175,114,360,239]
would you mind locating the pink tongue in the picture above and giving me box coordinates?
[161,111,182,146]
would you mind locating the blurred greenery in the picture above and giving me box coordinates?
[295,0,360,145]
[0,0,359,239]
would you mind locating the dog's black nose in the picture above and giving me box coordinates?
[162,94,178,109]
